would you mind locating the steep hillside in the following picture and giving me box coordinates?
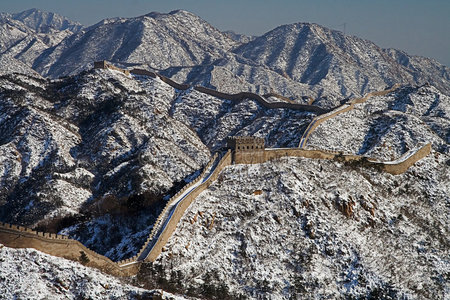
[0,244,186,299]
[306,84,450,159]
[0,69,210,227]
[0,67,323,258]
[232,23,450,101]
[144,153,449,299]
[0,55,42,76]
[171,88,316,150]
[33,10,238,78]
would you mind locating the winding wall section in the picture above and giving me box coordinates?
[0,223,139,276]
[262,143,431,175]
[299,84,401,148]
[102,64,327,114]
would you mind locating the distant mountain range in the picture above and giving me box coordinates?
[0,8,82,33]
[0,8,449,103]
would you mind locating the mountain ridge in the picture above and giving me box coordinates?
[1,8,449,102]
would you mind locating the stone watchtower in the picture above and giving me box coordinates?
[227,136,265,164]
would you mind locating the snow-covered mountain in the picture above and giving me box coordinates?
[1,8,82,33]
[231,22,450,101]
[33,10,238,78]
[0,10,75,67]
[306,84,450,159]
[0,69,210,227]
[1,9,449,102]
[149,152,448,299]
[0,67,320,229]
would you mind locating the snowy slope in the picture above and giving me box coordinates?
[0,244,188,299]
[306,84,450,159]
[0,55,42,76]
[150,153,449,299]
[171,88,316,150]
[0,69,210,227]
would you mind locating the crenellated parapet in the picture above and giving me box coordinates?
[0,222,69,239]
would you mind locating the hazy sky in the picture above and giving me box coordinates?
[2,0,449,66]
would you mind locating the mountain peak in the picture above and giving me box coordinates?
[168,9,192,15]
[11,8,82,33]
[143,9,198,20]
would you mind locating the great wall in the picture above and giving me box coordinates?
[299,84,401,148]
[100,61,328,114]
[0,61,432,277]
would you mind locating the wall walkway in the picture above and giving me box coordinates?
[262,143,431,175]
